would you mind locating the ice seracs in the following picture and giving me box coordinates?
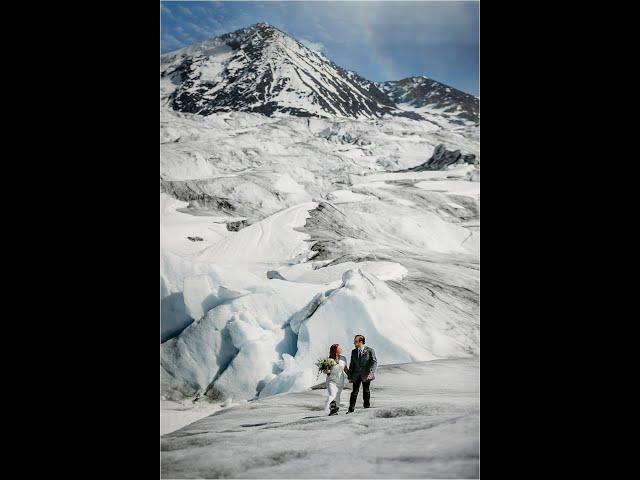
[162,266,444,404]
[258,268,439,398]
[183,275,249,321]
[161,272,345,401]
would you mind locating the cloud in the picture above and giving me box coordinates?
[185,21,214,38]
[160,4,173,17]
[178,5,193,17]
[162,33,184,52]
[299,38,324,53]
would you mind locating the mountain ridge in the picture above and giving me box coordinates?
[161,23,411,119]
[161,23,477,124]
[379,75,479,124]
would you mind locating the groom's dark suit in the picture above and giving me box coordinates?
[347,345,377,411]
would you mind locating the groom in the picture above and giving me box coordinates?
[346,334,378,413]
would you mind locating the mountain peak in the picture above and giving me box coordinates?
[228,22,281,37]
[160,24,403,120]
[380,76,479,125]
[249,22,275,30]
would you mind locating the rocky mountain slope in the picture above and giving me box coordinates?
[161,23,479,124]
[379,76,479,125]
[161,23,423,120]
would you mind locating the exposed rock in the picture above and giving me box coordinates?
[226,220,248,232]
[296,202,368,261]
[266,270,287,280]
[402,144,477,171]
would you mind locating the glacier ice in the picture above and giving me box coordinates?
[259,268,439,397]
[161,287,308,401]
[162,358,479,478]
[162,266,458,402]
[160,85,479,405]
[183,275,249,321]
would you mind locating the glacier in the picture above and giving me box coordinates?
[159,107,480,425]
[160,24,479,453]
[161,358,479,479]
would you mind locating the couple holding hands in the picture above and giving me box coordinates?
[323,334,377,416]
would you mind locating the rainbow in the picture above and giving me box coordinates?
[362,21,399,82]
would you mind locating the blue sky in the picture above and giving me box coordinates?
[160,1,479,96]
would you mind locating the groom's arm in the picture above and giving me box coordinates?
[368,348,378,379]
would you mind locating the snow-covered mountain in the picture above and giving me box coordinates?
[379,76,479,126]
[161,23,426,120]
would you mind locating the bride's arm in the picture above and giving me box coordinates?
[341,356,350,378]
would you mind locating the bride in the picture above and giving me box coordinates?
[324,344,348,415]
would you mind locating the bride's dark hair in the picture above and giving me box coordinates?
[329,344,339,360]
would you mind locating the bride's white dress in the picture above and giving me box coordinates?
[324,358,346,414]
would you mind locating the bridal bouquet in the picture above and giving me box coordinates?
[315,357,336,377]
